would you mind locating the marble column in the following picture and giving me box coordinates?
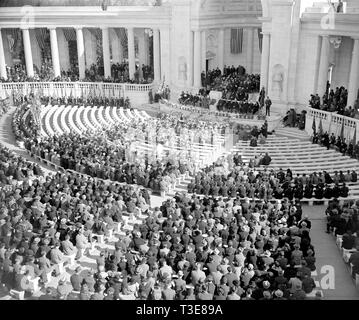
[201,30,206,73]
[102,27,111,78]
[188,30,194,87]
[193,30,201,88]
[0,29,7,79]
[76,27,85,79]
[218,28,224,73]
[160,27,171,83]
[49,28,61,77]
[347,37,359,107]
[127,27,136,80]
[316,35,330,97]
[153,28,161,82]
[246,27,254,74]
[22,28,34,77]
[260,32,270,91]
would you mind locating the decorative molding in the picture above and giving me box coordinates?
[329,35,342,49]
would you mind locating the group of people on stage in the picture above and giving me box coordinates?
[216,99,260,115]
[178,92,211,109]
[204,68,260,97]
[312,131,359,159]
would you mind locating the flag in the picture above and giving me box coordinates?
[352,124,356,145]
[312,117,316,135]
[340,119,345,141]
[318,118,323,138]
[230,28,243,54]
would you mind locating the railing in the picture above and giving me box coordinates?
[305,106,359,143]
[0,81,153,99]
[0,0,163,6]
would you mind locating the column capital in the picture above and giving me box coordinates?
[101,26,109,30]
[320,34,330,39]
[74,26,83,31]
[261,31,271,36]
[351,36,359,41]
[48,27,57,31]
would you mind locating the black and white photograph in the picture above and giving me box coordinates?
[0,0,358,306]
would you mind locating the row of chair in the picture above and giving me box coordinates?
[334,231,359,290]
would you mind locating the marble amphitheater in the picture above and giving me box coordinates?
[0,0,358,301]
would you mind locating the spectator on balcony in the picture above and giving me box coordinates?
[337,0,343,12]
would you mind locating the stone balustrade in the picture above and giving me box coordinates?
[305,106,359,143]
[0,81,153,106]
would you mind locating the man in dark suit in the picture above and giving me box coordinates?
[265,96,272,116]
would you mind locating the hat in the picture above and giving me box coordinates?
[263,249,271,256]
[263,290,271,298]
[274,290,283,298]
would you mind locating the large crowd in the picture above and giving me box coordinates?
[13,102,230,194]
[205,68,260,100]
[1,61,153,84]
[1,85,358,300]
[0,136,322,300]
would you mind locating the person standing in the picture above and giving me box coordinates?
[265,96,272,116]
[259,87,266,108]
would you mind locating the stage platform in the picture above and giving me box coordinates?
[136,103,283,132]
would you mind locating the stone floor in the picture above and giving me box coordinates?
[303,204,359,300]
